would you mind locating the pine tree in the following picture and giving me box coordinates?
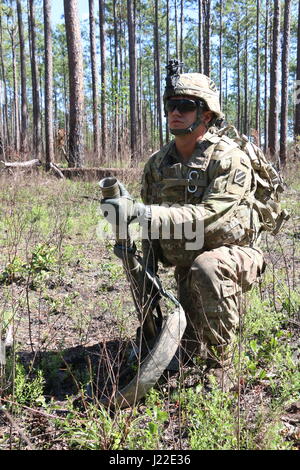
[64,0,85,167]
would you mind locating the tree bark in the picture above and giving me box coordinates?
[203,0,210,77]
[89,0,100,157]
[219,0,222,108]
[255,0,260,144]
[28,0,42,159]
[166,0,170,143]
[0,14,10,150]
[127,0,137,159]
[268,0,280,159]
[280,0,291,165]
[9,18,19,153]
[113,0,119,159]
[99,0,107,160]
[198,0,203,73]
[236,17,241,131]
[154,0,163,148]
[17,0,28,153]
[44,0,54,171]
[243,1,248,136]
[180,0,183,63]
[295,0,300,138]
[264,0,269,152]
[64,0,85,167]
[175,0,178,58]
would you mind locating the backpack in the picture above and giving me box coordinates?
[217,125,290,236]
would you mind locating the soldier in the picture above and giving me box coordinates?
[101,63,266,391]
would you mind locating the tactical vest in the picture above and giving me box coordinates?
[143,130,287,267]
[144,133,254,266]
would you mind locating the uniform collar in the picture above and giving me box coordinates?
[166,130,218,170]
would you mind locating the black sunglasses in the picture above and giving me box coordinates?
[165,98,199,113]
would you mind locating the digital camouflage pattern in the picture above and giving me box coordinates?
[175,244,265,365]
[141,129,262,267]
[141,128,265,362]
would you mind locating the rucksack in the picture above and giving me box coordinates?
[217,125,290,235]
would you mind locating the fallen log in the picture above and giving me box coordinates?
[0,158,42,168]
[0,160,141,182]
[59,167,132,181]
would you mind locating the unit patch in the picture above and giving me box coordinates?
[233,169,246,187]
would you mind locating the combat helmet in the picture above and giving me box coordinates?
[164,60,224,135]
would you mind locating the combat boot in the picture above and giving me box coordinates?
[166,338,207,371]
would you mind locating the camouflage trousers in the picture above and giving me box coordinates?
[175,245,265,365]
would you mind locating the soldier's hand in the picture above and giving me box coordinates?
[100,182,147,228]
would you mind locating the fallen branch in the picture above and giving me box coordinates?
[49,162,65,179]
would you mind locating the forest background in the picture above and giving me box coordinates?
[0,0,299,169]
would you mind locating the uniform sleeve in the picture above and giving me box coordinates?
[149,148,252,237]
[141,156,155,205]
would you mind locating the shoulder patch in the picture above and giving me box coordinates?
[233,168,247,186]
[226,150,251,195]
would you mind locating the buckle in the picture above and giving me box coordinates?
[187,170,198,193]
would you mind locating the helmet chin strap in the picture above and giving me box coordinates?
[169,116,203,135]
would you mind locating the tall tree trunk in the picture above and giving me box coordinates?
[154,0,163,147]
[243,1,248,135]
[268,0,280,159]
[9,19,19,153]
[236,19,241,130]
[63,60,68,136]
[99,0,107,160]
[219,0,222,108]
[256,0,260,144]
[17,0,28,153]
[295,0,300,138]
[64,0,85,167]
[44,0,54,171]
[0,14,10,149]
[118,16,125,150]
[113,0,119,159]
[89,0,100,158]
[264,0,269,152]
[203,0,210,76]
[180,0,183,63]
[29,0,42,159]
[174,0,178,58]
[198,0,203,73]
[127,0,137,159]
[280,0,291,165]
[166,0,170,143]
[225,66,228,116]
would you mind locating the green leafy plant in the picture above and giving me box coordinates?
[58,399,129,450]
[0,257,26,284]
[183,384,239,450]
[9,359,45,409]
[28,244,57,274]
[127,388,168,450]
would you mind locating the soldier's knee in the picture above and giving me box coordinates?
[189,252,219,288]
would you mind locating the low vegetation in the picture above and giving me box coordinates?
[0,165,299,450]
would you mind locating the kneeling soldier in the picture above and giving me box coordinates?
[102,61,266,391]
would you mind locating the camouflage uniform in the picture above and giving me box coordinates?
[141,131,265,365]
